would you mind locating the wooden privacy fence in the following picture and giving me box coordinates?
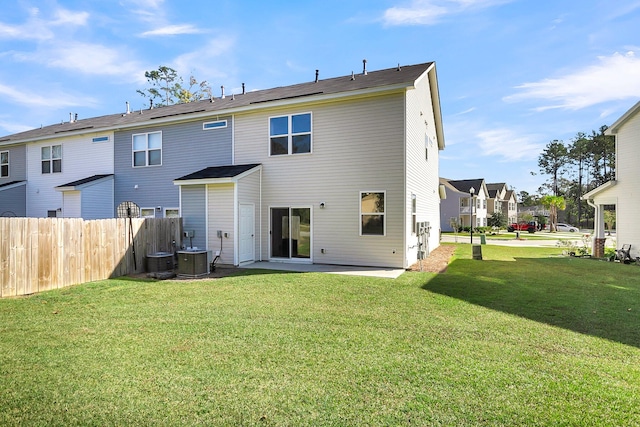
[0,217,182,298]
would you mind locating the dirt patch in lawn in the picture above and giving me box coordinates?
[408,244,457,273]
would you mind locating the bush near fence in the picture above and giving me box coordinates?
[0,217,182,297]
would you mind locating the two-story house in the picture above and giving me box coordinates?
[0,61,445,269]
[0,142,27,217]
[582,100,639,258]
[486,182,518,225]
[439,178,489,231]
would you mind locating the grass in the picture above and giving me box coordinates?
[1,244,639,426]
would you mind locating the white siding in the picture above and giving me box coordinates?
[599,109,640,257]
[26,133,114,218]
[405,70,442,265]
[207,183,235,265]
[235,92,407,268]
[237,170,262,262]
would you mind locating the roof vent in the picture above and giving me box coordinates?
[397,63,401,71]
[362,59,367,75]
[221,86,225,99]
[242,83,246,95]
[126,101,131,115]
[351,71,355,81]
[149,99,154,109]
[315,69,319,83]
[69,112,74,123]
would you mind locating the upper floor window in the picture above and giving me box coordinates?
[270,113,311,155]
[0,151,8,177]
[133,131,162,167]
[203,120,227,130]
[360,191,385,236]
[42,145,62,174]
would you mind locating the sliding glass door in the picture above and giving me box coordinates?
[271,207,310,260]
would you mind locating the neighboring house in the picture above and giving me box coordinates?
[503,189,518,224]
[582,100,640,258]
[486,183,518,224]
[0,61,445,269]
[439,178,488,231]
[0,143,27,217]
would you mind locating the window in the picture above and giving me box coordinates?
[482,199,487,209]
[92,136,109,143]
[411,194,417,234]
[141,208,155,218]
[269,113,311,155]
[0,151,8,177]
[132,132,162,167]
[164,208,180,218]
[41,145,62,174]
[360,191,385,236]
[203,120,227,130]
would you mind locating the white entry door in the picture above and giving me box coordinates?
[239,203,255,263]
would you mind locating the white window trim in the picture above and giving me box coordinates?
[359,190,386,237]
[132,131,162,168]
[0,150,8,178]
[268,112,313,156]
[140,207,156,219]
[203,120,227,130]
[41,144,62,174]
[164,207,180,218]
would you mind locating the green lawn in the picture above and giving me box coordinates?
[1,245,639,426]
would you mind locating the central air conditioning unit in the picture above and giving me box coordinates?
[177,250,211,278]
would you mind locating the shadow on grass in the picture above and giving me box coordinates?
[423,256,640,348]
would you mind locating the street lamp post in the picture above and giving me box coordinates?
[469,187,475,244]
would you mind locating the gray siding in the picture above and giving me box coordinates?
[82,178,114,219]
[0,144,26,184]
[114,116,233,215]
[0,183,27,217]
[181,185,207,250]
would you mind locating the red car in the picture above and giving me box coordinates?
[507,222,537,233]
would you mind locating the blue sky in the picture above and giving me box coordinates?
[1,0,639,194]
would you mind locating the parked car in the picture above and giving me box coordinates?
[507,221,536,233]
[556,223,579,232]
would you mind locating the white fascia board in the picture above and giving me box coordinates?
[581,180,617,199]
[606,100,640,135]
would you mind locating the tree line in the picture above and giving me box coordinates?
[518,127,615,229]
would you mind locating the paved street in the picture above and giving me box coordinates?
[440,232,617,248]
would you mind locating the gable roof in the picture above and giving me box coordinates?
[446,178,487,196]
[485,182,506,198]
[605,100,640,135]
[1,62,442,147]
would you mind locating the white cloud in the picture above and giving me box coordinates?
[505,51,640,110]
[11,42,145,82]
[140,24,206,37]
[172,36,236,80]
[0,120,33,134]
[0,82,94,108]
[476,128,544,161]
[0,6,88,40]
[381,0,513,26]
